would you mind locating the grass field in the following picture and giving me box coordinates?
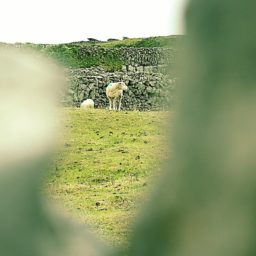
[46,108,171,246]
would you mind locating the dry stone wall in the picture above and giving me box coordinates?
[77,46,176,66]
[64,47,177,110]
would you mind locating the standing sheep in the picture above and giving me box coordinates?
[80,99,94,109]
[106,82,128,111]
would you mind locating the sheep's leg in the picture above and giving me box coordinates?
[113,99,117,111]
[118,97,122,111]
[108,98,112,110]
[111,99,115,110]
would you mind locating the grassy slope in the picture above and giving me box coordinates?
[46,108,171,246]
[12,35,182,70]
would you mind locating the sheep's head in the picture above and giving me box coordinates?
[118,82,128,91]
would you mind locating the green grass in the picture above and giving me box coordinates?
[95,35,182,48]
[46,108,171,246]
[35,44,124,70]
[11,35,182,70]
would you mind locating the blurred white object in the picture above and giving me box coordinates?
[0,46,64,170]
[80,99,94,109]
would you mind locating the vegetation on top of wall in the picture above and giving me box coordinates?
[8,35,182,70]
[56,35,182,48]
[42,44,123,71]
[18,43,123,70]
[97,35,183,48]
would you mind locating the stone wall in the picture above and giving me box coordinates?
[64,67,176,110]
[77,46,176,66]
[64,46,177,110]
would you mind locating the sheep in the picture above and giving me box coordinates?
[80,99,94,109]
[106,82,128,111]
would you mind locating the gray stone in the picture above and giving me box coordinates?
[136,66,144,73]
[137,83,146,91]
[128,65,135,72]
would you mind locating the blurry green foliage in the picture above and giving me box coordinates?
[122,0,256,256]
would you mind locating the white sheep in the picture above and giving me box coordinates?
[80,99,94,109]
[106,82,128,111]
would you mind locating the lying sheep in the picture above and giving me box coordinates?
[106,82,128,111]
[80,99,94,109]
